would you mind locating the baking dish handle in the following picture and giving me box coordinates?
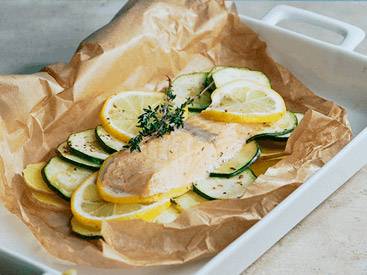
[262,5,365,51]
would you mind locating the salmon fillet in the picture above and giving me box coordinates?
[98,115,262,196]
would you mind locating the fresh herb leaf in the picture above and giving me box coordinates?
[125,135,143,152]
[124,77,212,152]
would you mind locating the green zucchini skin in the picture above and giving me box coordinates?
[172,72,212,112]
[67,144,103,165]
[95,137,116,154]
[42,157,93,201]
[269,113,303,141]
[67,129,110,164]
[95,127,117,154]
[249,112,303,142]
[193,169,257,200]
[247,111,297,142]
[192,185,216,201]
[57,142,100,170]
[209,142,261,178]
[95,125,126,153]
[248,130,292,141]
[71,230,102,240]
[58,155,100,171]
[70,218,102,240]
[41,166,70,201]
[266,133,291,141]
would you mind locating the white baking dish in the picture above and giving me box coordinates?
[0,5,366,275]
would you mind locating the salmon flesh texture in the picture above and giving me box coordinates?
[98,115,262,196]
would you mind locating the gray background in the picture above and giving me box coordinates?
[0,1,366,274]
[1,1,367,75]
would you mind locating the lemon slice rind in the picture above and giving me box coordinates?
[97,181,191,204]
[202,80,286,123]
[71,173,171,229]
[99,91,165,142]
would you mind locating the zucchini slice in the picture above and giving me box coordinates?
[209,141,260,178]
[172,191,207,211]
[212,67,271,88]
[248,111,297,141]
[193,169,256,200]
[42,157,93,200]
[268,112,304,140]
[154,206,180,224]
[95,125,126,153]
[57,142,100,170]
[70,217,101,239]
[67,129,110,164]
[172,72,212,112]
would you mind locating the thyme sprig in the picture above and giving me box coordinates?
[124,77,213,152]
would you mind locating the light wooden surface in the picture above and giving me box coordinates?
[0,1,366,274]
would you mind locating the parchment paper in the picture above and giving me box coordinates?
[0,0,351,267]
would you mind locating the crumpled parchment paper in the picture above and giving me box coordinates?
[0,0,351,267]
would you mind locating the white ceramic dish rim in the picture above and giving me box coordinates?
[0,4,366,275]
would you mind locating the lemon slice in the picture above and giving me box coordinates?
[71,173,171,229]
[202,80,286,123]
[212,67,271,88]
[23,162,53,195]
[99,91,165,142]
[97,180,191,204]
